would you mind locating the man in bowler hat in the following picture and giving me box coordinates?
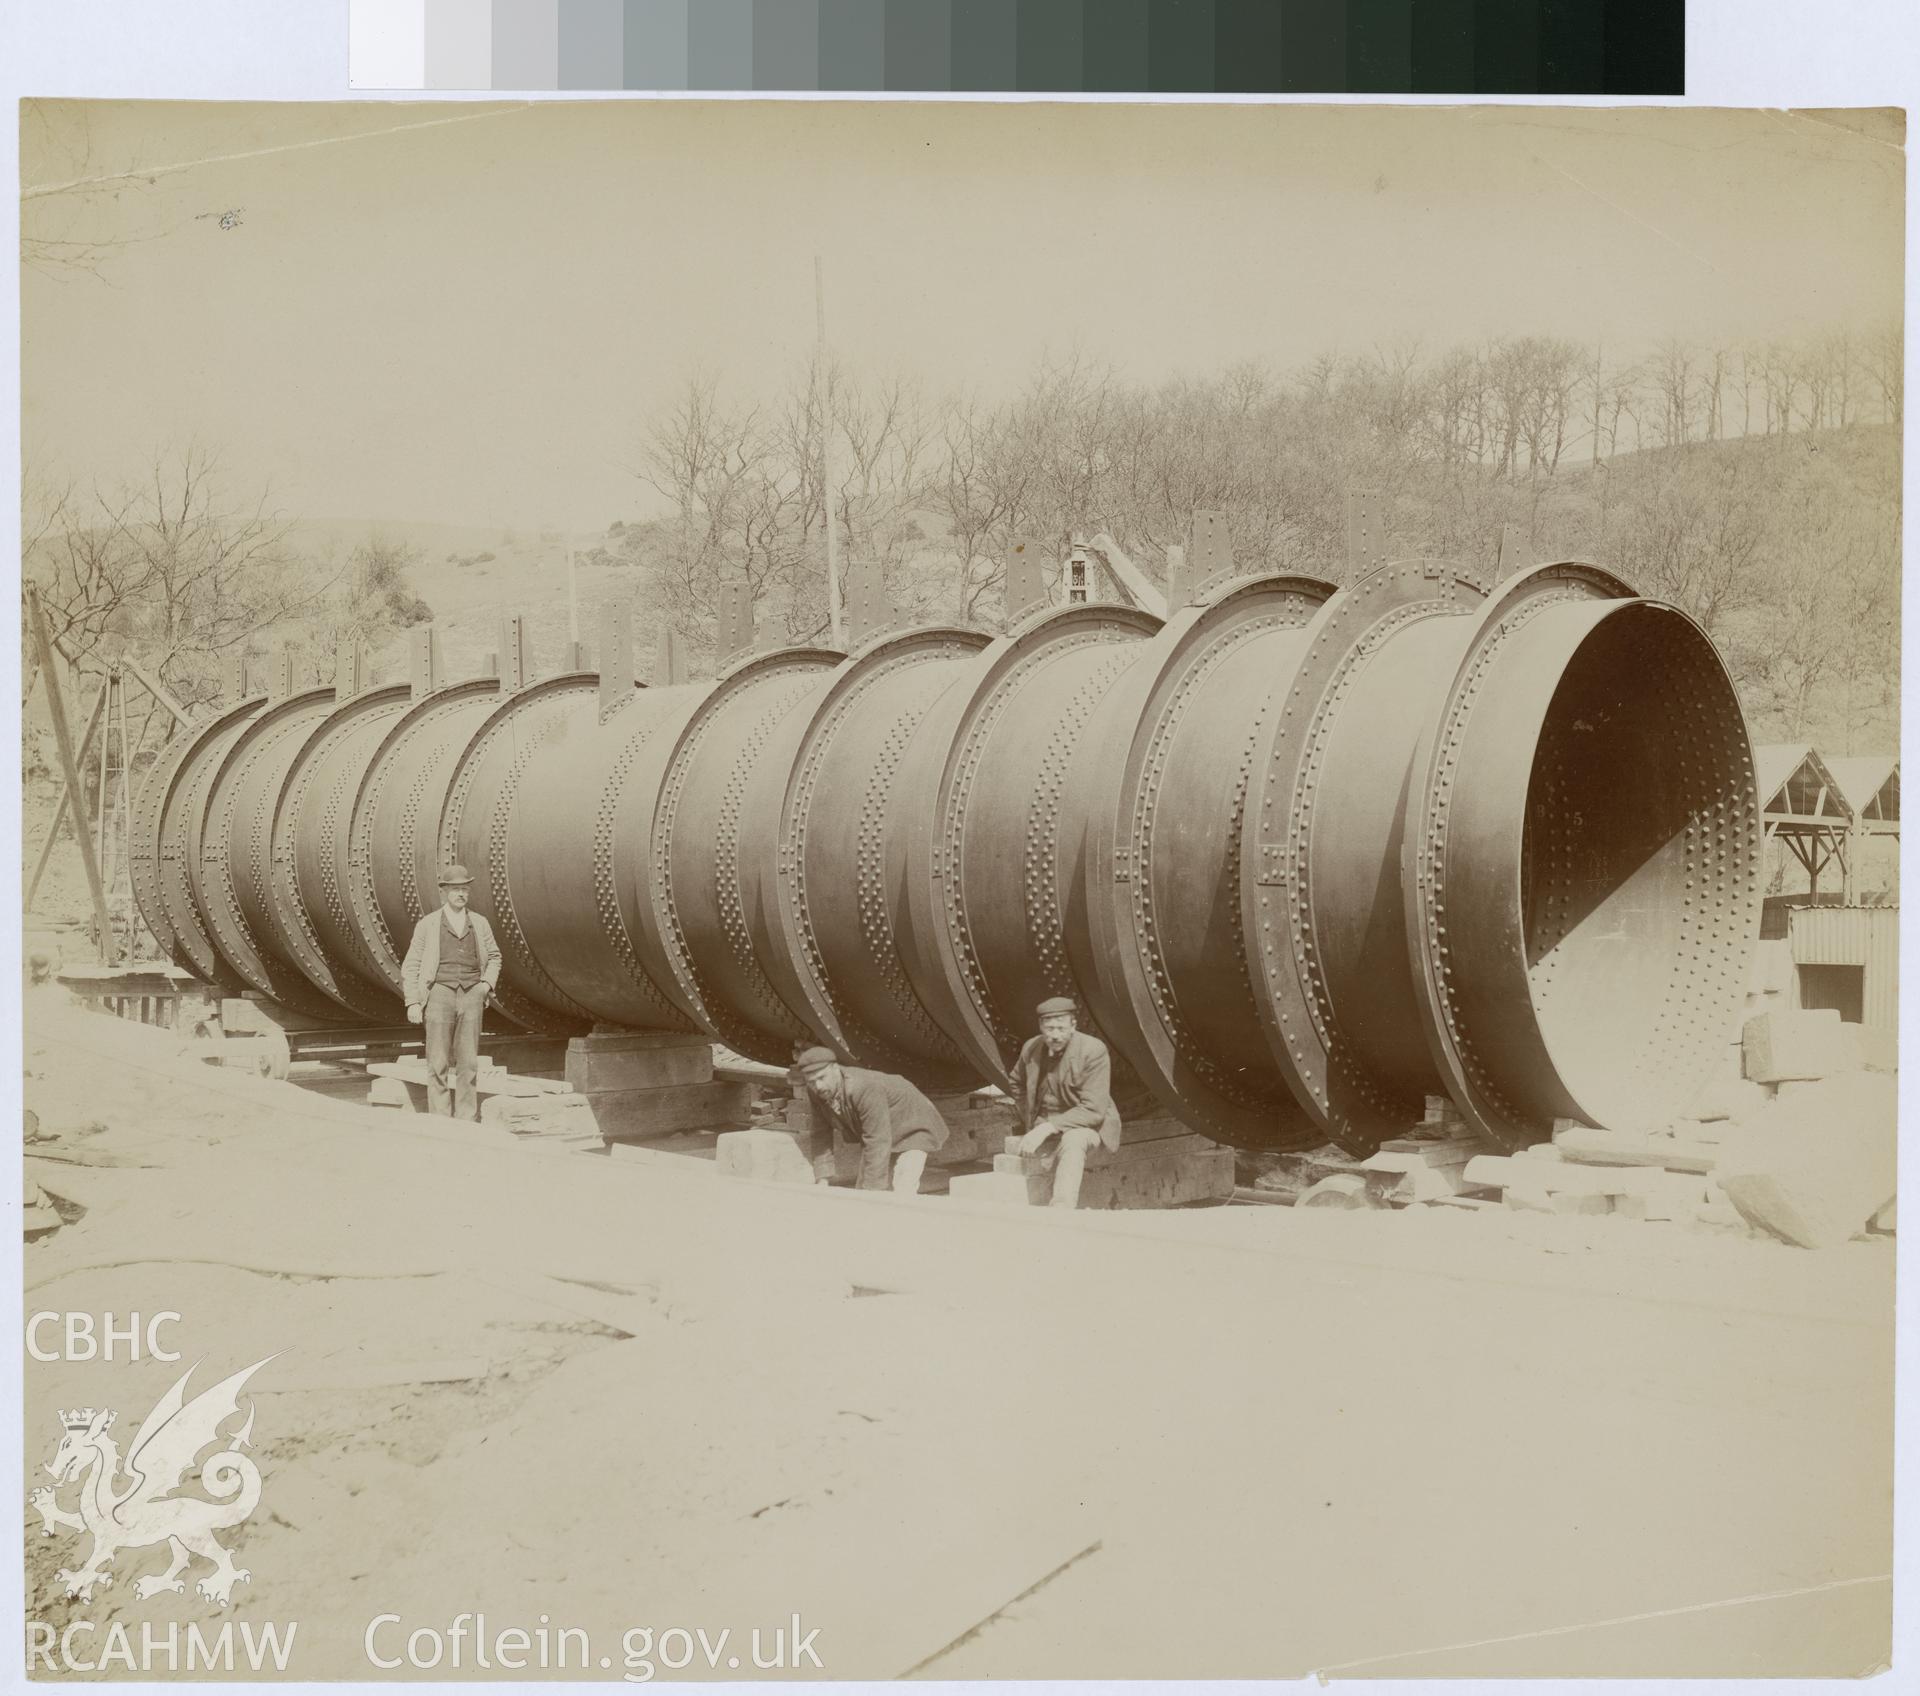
[401,863,501,1120]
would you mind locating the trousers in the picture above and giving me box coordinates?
[1042,1125,1102,1208]
[424,981,485,1120]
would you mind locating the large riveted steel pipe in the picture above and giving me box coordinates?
[133,555,1760,1155]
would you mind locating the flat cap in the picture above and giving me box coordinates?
[795,1045,839,1071]
[1036,996,1077,1018]
[437,862,475,886]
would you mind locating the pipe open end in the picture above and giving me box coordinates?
[1523,601,1761,1132]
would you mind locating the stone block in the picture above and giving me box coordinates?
[948,1169,1044,1208]
[566,1031,714,1093]
[1503,1186,1611,1216]
[480,1091,601,1141]
[1749,939,1796,999]
[713,1128,816,1186]
[1716,1071,1897,1248]
[368,1076,416,1112]
[1741,1007,1854,1084]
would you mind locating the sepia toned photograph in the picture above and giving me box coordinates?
[17,97,1901,1679]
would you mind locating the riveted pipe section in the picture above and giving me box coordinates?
[199,687,347,1022]
[763,627,992,1092]
[1243,558,1490,1151]
[279,684,413,1020]
[648,647,846,1064]
[505,680,708,1033]
[1070,574,1338,1150]
[440,672,602,1035]
[346,679,505,999]
[894,601,1162,1086]
[135,695,267,994]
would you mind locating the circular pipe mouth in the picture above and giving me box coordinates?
[1409,581,1760,1145]
[1522,602,1761,1130]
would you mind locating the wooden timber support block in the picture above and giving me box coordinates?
[587,1079,753,1143]
[991,1132,1234,1210]
[481,1035,570,1078]
[565,1030,715,1092]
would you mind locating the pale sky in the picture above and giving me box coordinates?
[21,101,1905,531]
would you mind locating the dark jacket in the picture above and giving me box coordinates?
[811,1067,949,1190]
[1014,1029,1122,1153]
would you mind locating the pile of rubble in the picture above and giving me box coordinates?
[1246,941,1895,1251]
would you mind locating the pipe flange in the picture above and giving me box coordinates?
[200,687,346,1020]
[270,684,412,1018]
[346,679,500,991]
[917,602,1161,1082]
[651,647,842,1062]
[1086,574,1335,1149]
[442,673,600,1035]
[1246,558,1488,1152]
[776,626,989,1085]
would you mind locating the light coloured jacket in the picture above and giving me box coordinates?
[401,907,502,1008]
[1014,1028,1122,1152]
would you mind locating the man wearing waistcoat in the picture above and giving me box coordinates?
[401,863,501,1120]
[1013,996,1122,1208]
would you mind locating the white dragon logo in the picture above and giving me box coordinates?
[29,1357,273,1608]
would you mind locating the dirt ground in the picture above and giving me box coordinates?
[21,991,1894,1680]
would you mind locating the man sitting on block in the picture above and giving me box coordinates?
[401,862,501,1121]
[1014,997,1122,1209]
[794,1045,948,1194]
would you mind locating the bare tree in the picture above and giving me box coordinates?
[1861,319,1903,426]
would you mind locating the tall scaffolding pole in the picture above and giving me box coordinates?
[816,256,845,649]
